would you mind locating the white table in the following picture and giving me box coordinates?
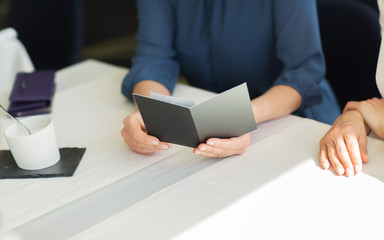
[1,60,384,240]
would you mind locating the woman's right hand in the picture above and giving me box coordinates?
[121,111,172,154]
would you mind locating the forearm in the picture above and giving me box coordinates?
[251,85,302,123]
[133,80,171,97]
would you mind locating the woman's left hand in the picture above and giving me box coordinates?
[319,110,369,176]
[193,133,251,158]
[344,98,384,138]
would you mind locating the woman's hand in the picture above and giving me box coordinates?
[319,110,370,177]
[121,111,172,154]
[193,133,251,158]
[344,98,384,138]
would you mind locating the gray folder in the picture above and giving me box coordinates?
[133,83,257,148]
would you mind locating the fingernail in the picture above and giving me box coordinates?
[321,161,329,169]
[337,167,344,175]
[200,146,207,151]
[161,144,169,150]
[355,164,361,173]
[152,140,159,145]
[207,141,214,146]
[346,168,353,177]
[195,151,201,155]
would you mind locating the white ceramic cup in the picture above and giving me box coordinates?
[4,115,61,170]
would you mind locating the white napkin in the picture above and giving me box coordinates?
[0,28,34,94]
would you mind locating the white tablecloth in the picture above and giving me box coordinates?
[1,60,384,240]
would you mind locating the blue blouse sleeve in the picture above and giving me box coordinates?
[272,0,325,111]
[121,0,180,101]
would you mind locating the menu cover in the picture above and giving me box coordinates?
[133,83,257,148]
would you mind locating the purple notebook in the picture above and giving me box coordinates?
[8,70,55,117]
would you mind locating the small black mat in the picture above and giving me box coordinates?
[0,147,86,179]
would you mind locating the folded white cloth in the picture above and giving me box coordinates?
[0,28,34,94]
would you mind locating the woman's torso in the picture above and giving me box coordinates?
[172,0,281,99]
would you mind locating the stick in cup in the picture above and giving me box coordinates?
[4,115,61,170]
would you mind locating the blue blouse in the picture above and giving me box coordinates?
[122,0,340,124]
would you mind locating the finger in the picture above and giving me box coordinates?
[206,134,250,151]
[328,128,355,177]
[194,143,229,158]
[326,142,345,176]
[121,128,157,154]
[123,115,171,149]
[319,142,330,170]
[194,149,226,158]
[131,146,160,155]
[193,136,249,158]
[121,126,171,154]
[334,138,355,177]
[121,125,154,147]
[125,121,157,145]
[194,144,237,158]
[344,135,362,174]
[129,137,172,153]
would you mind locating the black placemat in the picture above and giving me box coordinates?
[0,147,86,179]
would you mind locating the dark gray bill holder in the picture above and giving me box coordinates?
[133,83,257,148]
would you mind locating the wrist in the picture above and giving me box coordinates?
[343,109,371,135]
[251,98,269,123]
[133,80,170,97]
